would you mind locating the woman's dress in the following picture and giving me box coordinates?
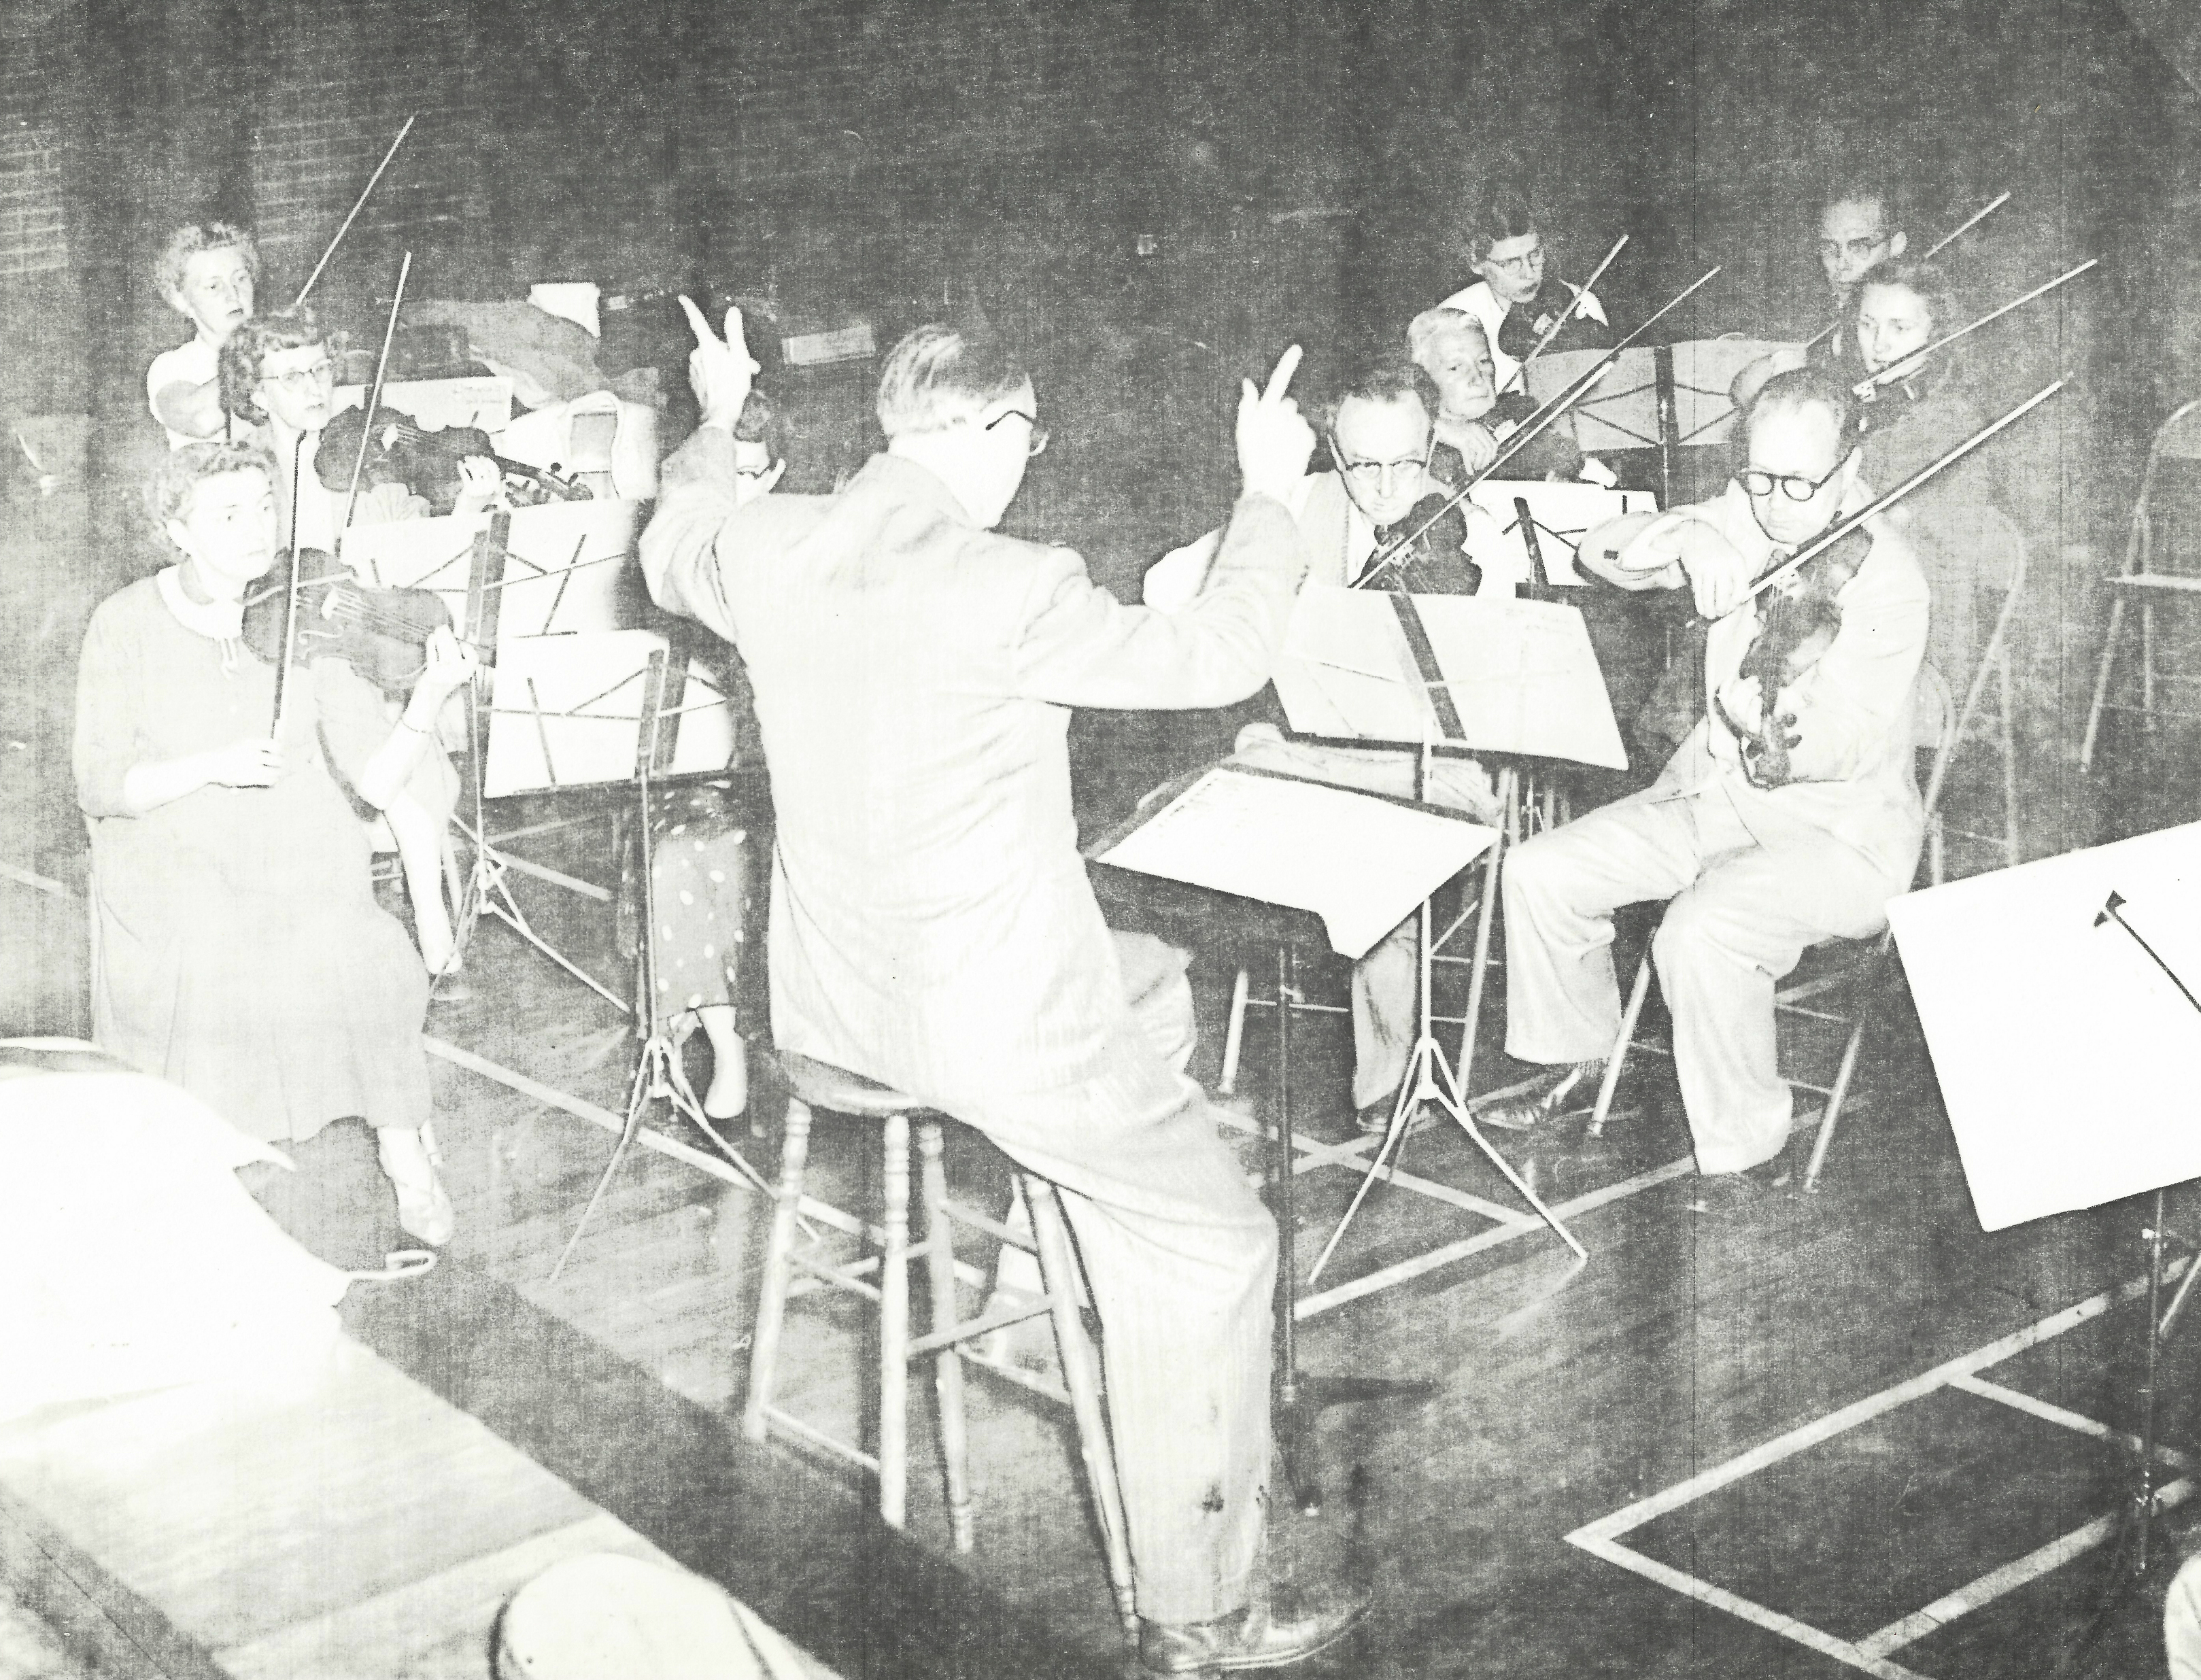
[74,572,432,1144]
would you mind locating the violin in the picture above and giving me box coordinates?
[1722,526,1874,788]
[1374,493,1481,596]
[241,547,460,700]
[320,402,589,517]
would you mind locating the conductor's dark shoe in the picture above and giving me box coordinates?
[1356,1094,1436,1137]
[1473,1061,1604,1133]
[1139,1581,1373,1674]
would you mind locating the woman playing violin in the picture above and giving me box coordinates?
[220,306,478,979]
[75,442,476,1248]
[1434,189,1611,396]
[1848,256,2011,692]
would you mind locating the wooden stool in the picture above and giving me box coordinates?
[744,1052,1138,1636]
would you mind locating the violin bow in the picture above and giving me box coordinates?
[292,115,417,308]
[1804,191,2016,351]
[1851,258,2096,399]
[1498,233,1629,395]
[339,250,413,542]
[270,438,308,739]
[1741,379,2063,605]
[1354,264,1722,588]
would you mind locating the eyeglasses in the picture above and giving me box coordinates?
[1740,461,1844,502]
[1481,245,1545,279]
[1329,434,1430,490]
[265,359,335,392]
[984,409,1051,457]
[1819,235,1890,264]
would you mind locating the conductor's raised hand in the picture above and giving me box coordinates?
[679,295,757,432]
[1235,344,1315,507]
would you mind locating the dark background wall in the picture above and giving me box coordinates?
[5,0,2198,633]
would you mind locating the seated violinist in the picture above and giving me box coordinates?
[1811,177,1908,369]
[1483,369,1928,1196]
[218,307,505,553]
[1146,358,1506,1133]
[75,441,475,1248]
[1407,306,1586,483]
[1435,189,1611,397]
[148,222,260,450]
[1850,257,2011,689]
[219,305,474,979]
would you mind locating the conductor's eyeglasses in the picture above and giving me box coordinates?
[1740,462,1843,502]
[984,409,1051,457]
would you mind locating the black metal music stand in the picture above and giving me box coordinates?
[1085,860,1433,1515]
[549,647,769,1279]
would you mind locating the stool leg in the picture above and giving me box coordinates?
[918,1121,975,1552]
[878,1112,911,1530]
[1025,1178,1138,1642]
[743,1097,813,1443]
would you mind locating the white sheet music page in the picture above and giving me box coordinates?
[1095,767,1497,959]
[1273,585,1627,769]
[1887,819,2201,1231]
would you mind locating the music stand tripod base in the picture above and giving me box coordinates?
[1263,940,1435,1515]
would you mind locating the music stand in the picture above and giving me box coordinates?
[550,645,770,1280]
[1263,586,1624,1278]
[344,504,651,1007]
[1464,479,1656,588]
[1087,763,1498,1509]
[1886,823,2201,1592]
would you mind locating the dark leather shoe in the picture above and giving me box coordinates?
[1138,1581,1372,1674]
[1473,1062,1603,1132]
[1356,1094,1436,1137]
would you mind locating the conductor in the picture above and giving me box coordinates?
[643,304,1369,1674]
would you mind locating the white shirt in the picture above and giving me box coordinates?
[1434,277,1609,396]
[146,337,252,452]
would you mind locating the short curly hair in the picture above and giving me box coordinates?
[152,440,277,538]
[156,222,261,303]
[1741,366,1864,459]
[218,306,326,424]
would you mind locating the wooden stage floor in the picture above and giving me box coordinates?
[14,789,2166,1680]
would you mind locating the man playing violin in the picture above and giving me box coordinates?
[1484,368,1928,1195]
[1811,177,1909,368]
[1144,358,1507,1135]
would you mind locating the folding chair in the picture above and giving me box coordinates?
[1581,662,1964,1193]
[1924,515,2028,883]
[2082,400,2201,770]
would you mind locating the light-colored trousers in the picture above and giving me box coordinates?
[946,931,1275,1626]
[1502,785,1900,1173]
[1230,730,1497,1112]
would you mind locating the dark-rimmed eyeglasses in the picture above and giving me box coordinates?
[984,409,1051,458]
[1329,434,1431,490]
[1740,461,1844,502]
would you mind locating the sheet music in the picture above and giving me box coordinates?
[1272,585,1628,769]
[1886,820,2201,1231]
[1096,768,1497,959]
[331,375,515,433]
[483,630,736,797]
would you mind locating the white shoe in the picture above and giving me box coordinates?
[378,1126,455,1247]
